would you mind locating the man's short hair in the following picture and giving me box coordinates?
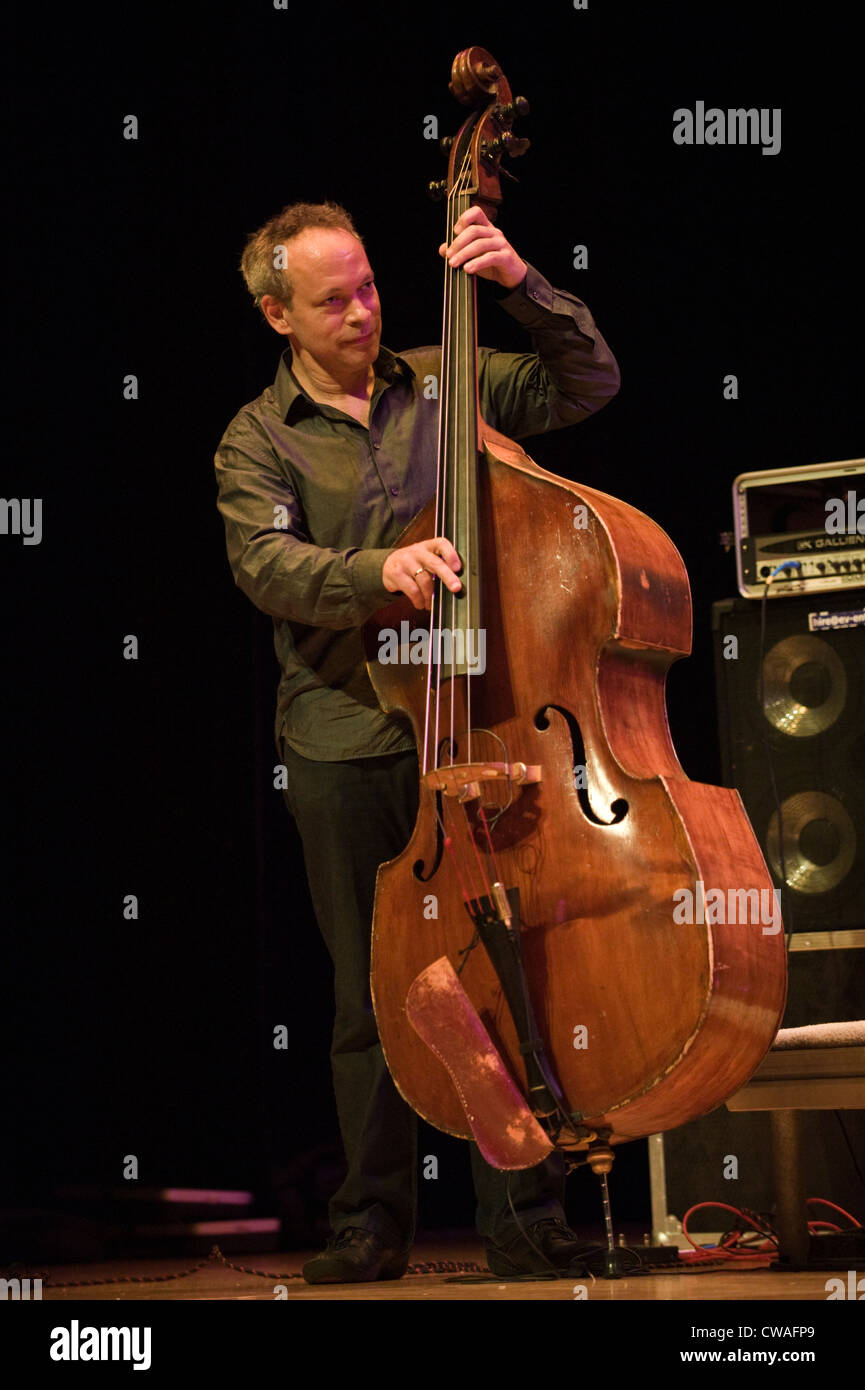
[239,201,362,312]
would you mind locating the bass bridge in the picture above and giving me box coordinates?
[422,759,541,804]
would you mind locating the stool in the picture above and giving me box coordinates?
[725,1020,865,1264]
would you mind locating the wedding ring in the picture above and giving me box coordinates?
[413,566,425,577]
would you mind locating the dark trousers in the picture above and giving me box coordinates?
[280,741,566,1249]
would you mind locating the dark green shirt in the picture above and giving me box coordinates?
[214,265,620,761]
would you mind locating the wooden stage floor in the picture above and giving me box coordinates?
[34,1233,847,1302]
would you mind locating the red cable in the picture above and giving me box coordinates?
[806,1197,862,1228]
[682,1201,779,1259]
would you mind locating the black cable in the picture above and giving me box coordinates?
[501,1171,607,1280]
[758,564,800,944]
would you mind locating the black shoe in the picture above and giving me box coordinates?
[302,1226,411,1284]
[485,1218,594,1277]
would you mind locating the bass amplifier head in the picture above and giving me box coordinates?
[733,458,864,599]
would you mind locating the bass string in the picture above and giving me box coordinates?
[426,143,502,929]
[426,147,474,778]
[423,163,452,777]
[436,791,497,926]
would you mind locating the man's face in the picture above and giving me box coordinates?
[277,228,382,379]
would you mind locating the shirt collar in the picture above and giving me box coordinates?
[274,345,415,423]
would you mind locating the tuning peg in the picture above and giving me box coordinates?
[495,96,530,122]
[481,133,507,159]
[427,179,448,201]
[481,131,531,161]
[440,135,455,155]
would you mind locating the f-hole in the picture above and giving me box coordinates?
[535,704,629,826]
[413,788,445,881]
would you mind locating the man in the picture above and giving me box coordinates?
[214,199,620,1282]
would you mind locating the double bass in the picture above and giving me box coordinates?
[365,47,787,1182]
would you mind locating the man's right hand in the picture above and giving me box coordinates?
[382,537,462,611]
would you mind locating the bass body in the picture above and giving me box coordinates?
[367,425,786,1149]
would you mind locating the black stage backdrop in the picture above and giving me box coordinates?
[4,1,862,1248]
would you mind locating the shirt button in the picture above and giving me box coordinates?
[390,486,399,496]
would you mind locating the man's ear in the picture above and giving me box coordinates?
[260,294,293,336]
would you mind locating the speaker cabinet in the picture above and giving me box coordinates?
[712,591,865,934]
[651,593,865,1250]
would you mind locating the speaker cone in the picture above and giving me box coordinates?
[760,634,847,737]
[766,791,856,894]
